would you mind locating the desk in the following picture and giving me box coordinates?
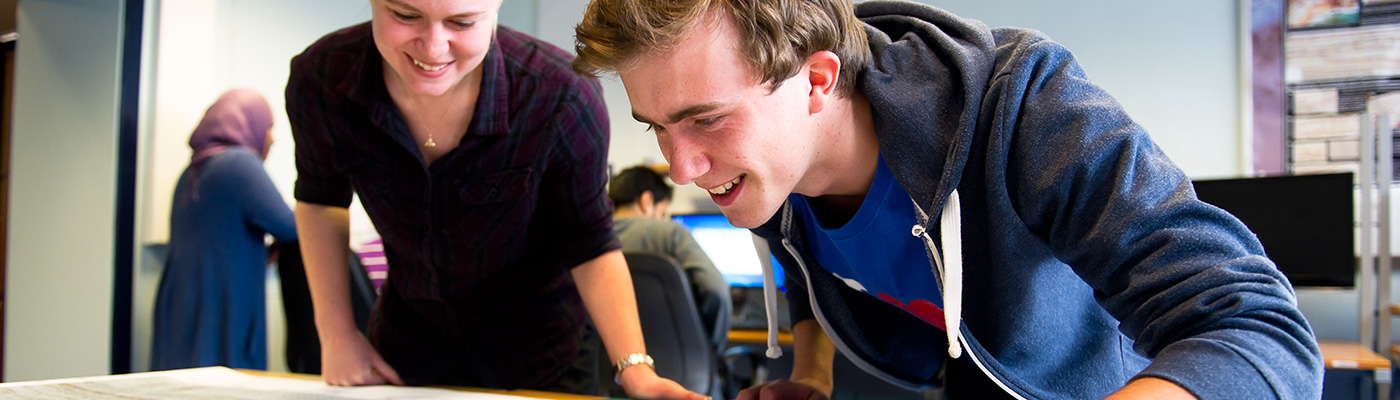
[240,369,605,400]
[1320,340,1392,400]
[728,328,794,346]
[0,367,606,400]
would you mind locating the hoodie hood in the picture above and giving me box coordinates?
[752,0,1000,388]
[857,1,996,216]
[752,2,1324,399]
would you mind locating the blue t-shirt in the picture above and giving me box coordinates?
[790,155,947,332]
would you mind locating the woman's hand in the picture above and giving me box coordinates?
[319,331,405,386]
[734,379,829,400]
[618,364,710,400]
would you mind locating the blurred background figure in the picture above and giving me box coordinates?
[150,88,298,370]
[609,165,732,353]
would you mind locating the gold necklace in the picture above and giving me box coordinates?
[424,106,446,148]
[425,96,462,148]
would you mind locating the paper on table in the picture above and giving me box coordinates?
[0,366,541,400]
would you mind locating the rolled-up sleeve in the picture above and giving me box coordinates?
[285,53,354,208]
[535,75,620,269]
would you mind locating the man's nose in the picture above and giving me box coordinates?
[663,135,708,186]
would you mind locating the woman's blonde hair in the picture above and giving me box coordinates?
[573,0,868,97]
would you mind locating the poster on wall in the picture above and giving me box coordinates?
[1288,0,1362,28]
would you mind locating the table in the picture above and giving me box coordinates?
[240,369,607,400]
[0,367,607,400]
[728,328,793,346]
[1319,340,1392,400]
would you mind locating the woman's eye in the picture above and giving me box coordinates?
[392,10,419,21]
[450,20,477,29]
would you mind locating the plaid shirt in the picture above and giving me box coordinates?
[286,22,617,389]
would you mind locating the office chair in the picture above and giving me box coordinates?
[276,241,378,374]
[615,251,721,398]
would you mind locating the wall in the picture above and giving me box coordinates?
[137,0,372,373]
[921,1,1244,180]
[530,0,1247,214]
[4,0,125,381]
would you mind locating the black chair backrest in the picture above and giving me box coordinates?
[624,251,715,395]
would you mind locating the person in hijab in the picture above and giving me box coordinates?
[151,88,298,370]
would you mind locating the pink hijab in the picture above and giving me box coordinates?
[183,89,274,203]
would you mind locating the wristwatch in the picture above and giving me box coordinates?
[613,353,655,384]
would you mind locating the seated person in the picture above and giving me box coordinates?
[610,165,732,351]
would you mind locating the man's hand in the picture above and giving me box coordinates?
[319,331,404,386]
[618,364,710,400]
[735,379,829,400]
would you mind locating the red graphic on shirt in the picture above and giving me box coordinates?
[877,293,946,331]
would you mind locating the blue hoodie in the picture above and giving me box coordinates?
[750,2,1323,399]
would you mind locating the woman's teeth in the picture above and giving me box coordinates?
[708,176,743,195]
[413,59,446,71]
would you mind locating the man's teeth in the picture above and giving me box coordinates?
[413,59,446,71]
[708,176,743,195]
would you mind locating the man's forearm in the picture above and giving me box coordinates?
[790,319,835,396]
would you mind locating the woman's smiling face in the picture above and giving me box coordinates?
[371,0,502,97]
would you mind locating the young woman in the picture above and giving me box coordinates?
[285,1,702,398]
[152,89,297,371]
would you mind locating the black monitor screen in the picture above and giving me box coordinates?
[1190,172,1355,288]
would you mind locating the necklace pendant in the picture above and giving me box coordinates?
[424,137,437,148]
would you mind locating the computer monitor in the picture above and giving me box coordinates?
[671,213,785,288]
[1190,172,1355,288]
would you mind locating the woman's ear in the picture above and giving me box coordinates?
[806,50,842,114]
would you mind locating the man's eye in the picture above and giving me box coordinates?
[646,124,667,134]
[694,117,719,127]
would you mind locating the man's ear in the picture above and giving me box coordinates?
[806,50,842,114]
[638,190,656,215]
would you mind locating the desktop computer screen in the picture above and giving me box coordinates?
[671,213,785,288]
[1191,172,1355,288]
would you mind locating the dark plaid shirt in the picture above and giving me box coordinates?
[286,22,618,389]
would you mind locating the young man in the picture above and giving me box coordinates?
[573,1,1322,399]
[609,165,732,354]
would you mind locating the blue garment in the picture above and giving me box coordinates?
[751,1,1322,399]
[790,155,945,333]
[152,148,297,370]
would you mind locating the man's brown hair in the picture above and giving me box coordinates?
[572,0,869,97]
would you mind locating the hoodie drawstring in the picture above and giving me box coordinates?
[760,240,784,359]
[913,190,963,359]
[761,190,965,360]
